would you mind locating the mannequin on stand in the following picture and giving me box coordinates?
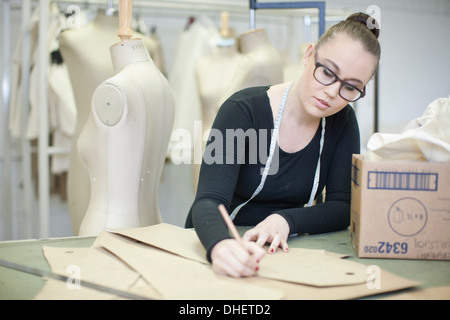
[219,28,284,105]
[196,12,241,135]
[59,8,159,234]
[197,26,284,133]
[76,0,174,236]
[194,12,243,190]
[192,27,283,190]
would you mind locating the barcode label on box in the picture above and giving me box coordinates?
[367,171,438,191]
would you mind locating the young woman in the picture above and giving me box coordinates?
[186,13,381,278]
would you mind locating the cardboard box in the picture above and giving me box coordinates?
[350,154,450,260]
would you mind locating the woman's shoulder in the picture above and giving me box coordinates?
[227,85,271,102]
[219,86,272,125]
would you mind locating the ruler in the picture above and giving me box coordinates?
[0,258,151,300]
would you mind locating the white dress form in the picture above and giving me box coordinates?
[196,43,242,137]
[77,38,174,236]
[192,29,283,189]
[196,11,241,134]
[221,28,283,101]
[166,16,219,162]
[59,9,157,234]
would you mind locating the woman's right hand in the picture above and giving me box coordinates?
[210,239,266,278]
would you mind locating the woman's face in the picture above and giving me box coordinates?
[299,33,378,119]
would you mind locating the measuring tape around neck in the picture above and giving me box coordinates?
[230,83,326,220]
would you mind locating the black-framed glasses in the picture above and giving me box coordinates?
[313,54,366,102]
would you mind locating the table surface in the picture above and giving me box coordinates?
[0,228,449,300]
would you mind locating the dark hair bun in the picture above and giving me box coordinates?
[347,12,380,39]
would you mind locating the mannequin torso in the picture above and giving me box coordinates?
[235,29,284,88]
[77,38,174,236]
[191,29,283,190]
[59,10,118,234]
[60,9,160,234]
[196,43,242,133]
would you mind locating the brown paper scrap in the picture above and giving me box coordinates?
[35,232,161,300]
[258,248,368,287]
[35,246,119,300]
[100,231,284,300]
[243,267,420,300]
[108,223,208,264]
[34,227,420,300]
[108,223,368,287]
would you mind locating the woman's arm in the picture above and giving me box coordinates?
[188,94,270,276]
[189,95,255,260]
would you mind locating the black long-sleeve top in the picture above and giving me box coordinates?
[185,86,360,261]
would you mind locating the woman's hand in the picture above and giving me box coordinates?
[210,239,266,278]
[242,214,290,254]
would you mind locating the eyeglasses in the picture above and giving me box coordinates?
[313,54,366,102]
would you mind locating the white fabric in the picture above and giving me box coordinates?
[367,96,450,162]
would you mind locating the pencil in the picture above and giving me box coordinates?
[218,204,242,243]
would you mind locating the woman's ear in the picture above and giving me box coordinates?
[302,43,316,66]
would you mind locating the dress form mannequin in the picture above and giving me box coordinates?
[167,16,219,162]
[194,12,242,190]
[196,11,241,133]
[191,29,283,189]
[59,9,158,234]
[77,1,174,236]
[220,28,283,104]
[196,44,242,134]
